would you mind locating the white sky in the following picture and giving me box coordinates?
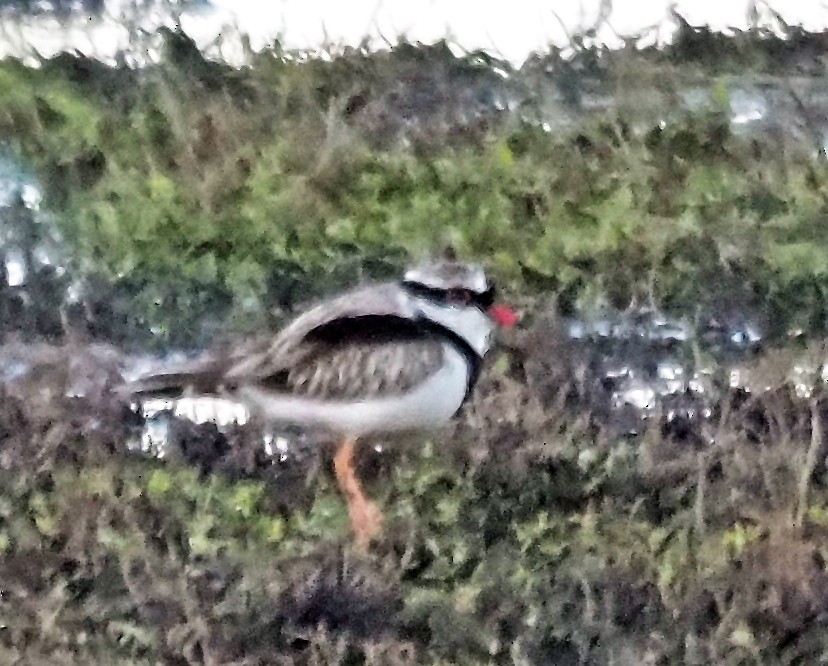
[0,0,825,66]
[207,0,827,62]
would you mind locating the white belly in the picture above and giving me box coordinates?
[237,342,470,437]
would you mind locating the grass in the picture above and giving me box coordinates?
[3,22,828,664]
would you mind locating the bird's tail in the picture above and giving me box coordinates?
[115,353,225,401]
[115,372,195,400]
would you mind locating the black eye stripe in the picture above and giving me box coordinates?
[475,286,496,308]
[402,281,496,308]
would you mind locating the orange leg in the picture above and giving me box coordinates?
[333,438,384,548]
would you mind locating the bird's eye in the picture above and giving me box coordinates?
[447,288,473,304]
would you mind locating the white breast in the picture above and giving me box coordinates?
[237,342,470,437]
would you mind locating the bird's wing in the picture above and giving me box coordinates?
[222,282,447,400]
[259,329,447,400]
[220,282,417,376]
[124,282,447,401]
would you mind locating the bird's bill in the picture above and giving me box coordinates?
[487,304,519,328]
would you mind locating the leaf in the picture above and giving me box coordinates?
[147,469,173,496]
[721,523,762,556]
[495,141,514,169]
[261,517,286,543]
[230,483,263,519]
[188,512,217,556]
[147,172,175,200]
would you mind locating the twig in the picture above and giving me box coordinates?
[795,396,822,527]
[695,451,706,536]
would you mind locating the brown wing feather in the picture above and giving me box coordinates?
[282,336,445,400]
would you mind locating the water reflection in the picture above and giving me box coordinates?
[561,304,768,437]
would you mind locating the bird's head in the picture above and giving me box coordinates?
[401,261,519,357]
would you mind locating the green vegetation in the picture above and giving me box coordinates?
[2,29,828,343]
[5,349,828,663]
[4,23,828,664]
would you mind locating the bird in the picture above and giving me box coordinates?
[123,260,518,548]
